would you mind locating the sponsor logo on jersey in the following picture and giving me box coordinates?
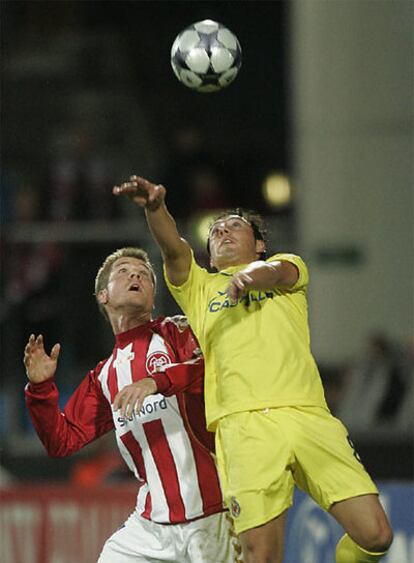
[117,397,168,427]
[146,352,171,375]
[208,290,275,313]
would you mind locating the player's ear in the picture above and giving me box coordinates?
[255,239,266,256]
[97,289,109,305]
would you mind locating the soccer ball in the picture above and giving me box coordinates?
[170,19,242,93]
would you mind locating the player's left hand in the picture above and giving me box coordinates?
[113,378,157,418]
[227,272,253,303]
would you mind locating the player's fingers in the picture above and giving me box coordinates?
[114,389,130,414]
[23,352,30,368]
[124,391,138,418]
[235,273,252,286]
[130,175,153,187]
[148,184,165,203]
[112,390,123,412]
[233,278,246,289]
[133,387,149,414]
[121,388,137,418]
[129,387,148,416]
[113,183,137,196]
[227,284,239,304]
[50,343,61,361]
[133,395,144,415]
[120,182,138,194]
[118,393,129,417]
[35,334,45,350]
[24,335,35,353]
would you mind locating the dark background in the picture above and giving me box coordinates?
[1,1,412,483]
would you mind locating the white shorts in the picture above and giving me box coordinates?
[98,510,242,563]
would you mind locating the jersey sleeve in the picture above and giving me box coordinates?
[163,252,208,333]
[153,316,204,396]
[25,366,114,457]
[152,357,204,396]
[268,253,309,291]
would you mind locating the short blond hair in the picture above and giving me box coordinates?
[95,247,156,320]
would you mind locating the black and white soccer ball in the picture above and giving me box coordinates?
[170,19,242,93]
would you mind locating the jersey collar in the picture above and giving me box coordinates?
[115,317,164,347]
[219,263,249,276]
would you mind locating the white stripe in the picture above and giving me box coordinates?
[113,344,134,389]
[114,433,141,480]
[136,482,150,513]
[97,356,113,403]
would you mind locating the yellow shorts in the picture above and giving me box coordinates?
[215,406,378,535]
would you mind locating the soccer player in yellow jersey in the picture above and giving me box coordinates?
[114,175,393,563]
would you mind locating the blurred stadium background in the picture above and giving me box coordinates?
[1,1,413,561]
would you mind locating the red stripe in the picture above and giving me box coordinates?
[107,361,119,403]
[131,335,152,381]
[143,419,186,523]
[188,442,223,513]
[120,431,154,520]
[120,431,148,486]
[143,489,152,519]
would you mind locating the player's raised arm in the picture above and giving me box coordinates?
[113,175,192,287]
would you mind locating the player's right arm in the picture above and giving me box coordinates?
[24,334,113,457]
[113,175,192,287]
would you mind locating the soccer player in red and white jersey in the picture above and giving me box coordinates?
[24,247,242,563]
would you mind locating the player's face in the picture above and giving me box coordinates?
[208,215,265,270]
[102,257,155,316]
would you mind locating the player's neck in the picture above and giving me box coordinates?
[111,311,152,335]
[215,253,258,271]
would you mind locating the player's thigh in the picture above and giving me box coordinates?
[239,510,287,563]
[98,512,176,563]
[329,494,392,550]
[215,410,295,535]
[185,512,243,563]
[292,407,378,510]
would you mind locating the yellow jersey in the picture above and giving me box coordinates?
[165,252,328,430]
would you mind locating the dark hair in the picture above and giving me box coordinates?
[207,208,267,260]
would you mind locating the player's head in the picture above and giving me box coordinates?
[95,247,157,322]
[207,208,267,270]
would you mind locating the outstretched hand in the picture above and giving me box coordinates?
[24,334,60,384]
[113,175,166,211]
[113,378,158,418]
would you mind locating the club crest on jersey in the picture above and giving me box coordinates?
[146,351,171,375]
[230,496,241,518]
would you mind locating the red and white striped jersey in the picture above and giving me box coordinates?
[25,316,225,524]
